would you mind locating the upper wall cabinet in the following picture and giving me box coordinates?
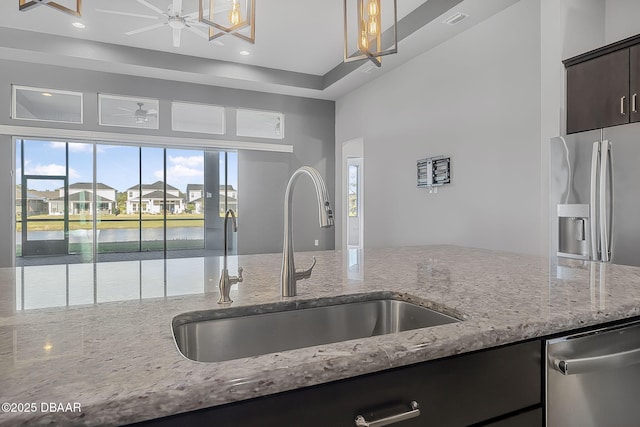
[565,36,640,134]
[566,50,629,133]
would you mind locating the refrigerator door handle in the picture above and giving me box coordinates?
[600,140,613,262]
[590,141,600,261]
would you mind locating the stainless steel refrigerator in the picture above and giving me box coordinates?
[550,122,640,267]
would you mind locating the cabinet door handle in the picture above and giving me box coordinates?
[633,93,638,113]
[355,401,420,427]
[621,96,626,115]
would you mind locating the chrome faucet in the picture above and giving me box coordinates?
[218,209,243,304]
[281,166,334,297]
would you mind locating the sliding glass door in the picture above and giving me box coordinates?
[67,141,96,261]
[165,148,205,252]
[96,144,140,256]
[16,138,237,265]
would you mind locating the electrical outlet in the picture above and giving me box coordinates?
[314,240,319,246]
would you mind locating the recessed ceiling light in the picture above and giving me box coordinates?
[72,22,86,29]
[442,12,469,26]
[239,50,250,56]
[41,92,53,97]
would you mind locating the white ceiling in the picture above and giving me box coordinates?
[0,0,521,99]
[2,0,427,75]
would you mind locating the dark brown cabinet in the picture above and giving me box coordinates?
[133,340,542,427]
[630,45,640,123]
[566,49,629,134]
[484,408,542,427]
[565,35,640,134]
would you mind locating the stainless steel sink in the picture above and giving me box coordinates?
[172,294,460,363]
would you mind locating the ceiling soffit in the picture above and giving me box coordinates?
[0,0,520,100]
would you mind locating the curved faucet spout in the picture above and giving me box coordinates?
[225,208,238,231]
[223,209,237,271]
[219,209,243,304]
[281,166,334,297]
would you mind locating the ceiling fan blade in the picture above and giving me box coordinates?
[172,0,183,15]
[117,107,134,112]
[185,25,208,40]
[125,22,166,36]
[136,0,166,15]
[95,9,159,19]
[173,28,181,47]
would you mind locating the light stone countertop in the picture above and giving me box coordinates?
[2,245,640,426]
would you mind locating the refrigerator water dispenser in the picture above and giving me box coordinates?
[557,204,590,260]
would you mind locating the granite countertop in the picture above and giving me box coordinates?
[2,245,640,426]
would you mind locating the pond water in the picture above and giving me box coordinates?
[19,227,204,243]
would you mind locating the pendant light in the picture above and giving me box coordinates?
[344,0,397,67]
[18,0,82,17]
[199,0,256,44]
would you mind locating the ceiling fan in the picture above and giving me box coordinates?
[97,0,219,48]
[113,102,158,124]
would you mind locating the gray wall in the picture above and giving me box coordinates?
[0,60,335,267]
[238,146,336,256]
[606,0,640,43]
[335,0,542,255]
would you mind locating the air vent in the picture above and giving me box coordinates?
[442,12,469,26]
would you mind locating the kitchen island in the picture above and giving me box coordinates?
[1,245,640,426]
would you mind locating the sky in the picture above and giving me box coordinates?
[16,140,238,193]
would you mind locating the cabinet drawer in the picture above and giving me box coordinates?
[136,340,541,427]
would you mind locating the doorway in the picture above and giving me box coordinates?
[347,158,363,247]
[21,176,69,256]
[342,138,364,250]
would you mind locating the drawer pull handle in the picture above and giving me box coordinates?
[621,96,626,115]
[355,401,420,427]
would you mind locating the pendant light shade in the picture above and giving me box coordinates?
[199,0,256,44]
[19,0,82,17]
[344,0,397,67]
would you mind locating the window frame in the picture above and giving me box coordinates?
[236,108,285,140]
[171,101,226,135]
[11,85,84,124]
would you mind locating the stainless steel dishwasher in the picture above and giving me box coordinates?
[546,319,640,427]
